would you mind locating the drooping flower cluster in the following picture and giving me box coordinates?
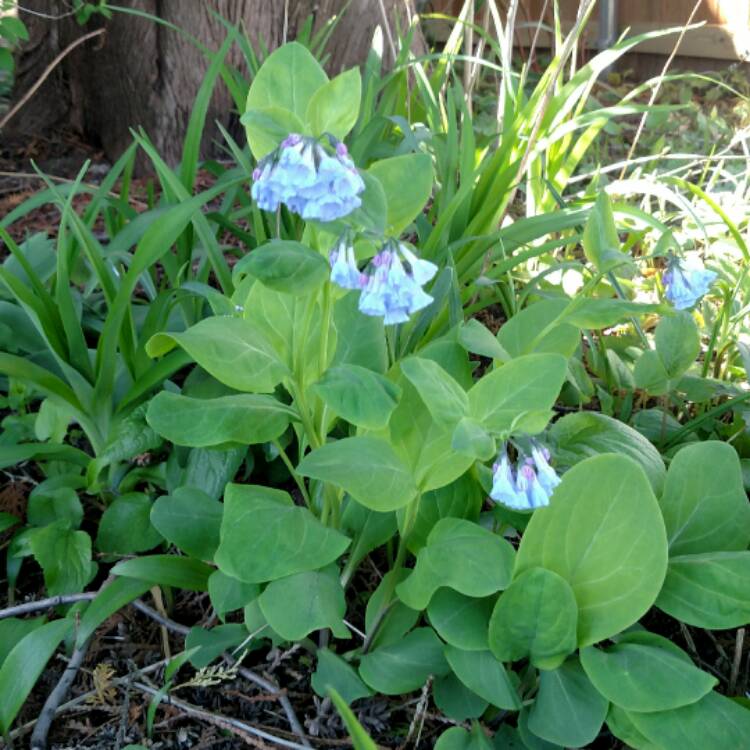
[490,444,561,511]
[662,255,717,310]
[251,134,365,222]
[329,238,438,325]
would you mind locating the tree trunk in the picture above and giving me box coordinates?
[8,0,422,169]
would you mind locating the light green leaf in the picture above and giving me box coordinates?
[332,291,388,373]
[298,436,417,512]
[306,68,362,139]
[515,455,668,646]
[259,567,348,641]
[582,191,631,273]
[30,523,94,596]
[364,570,420,650]
[562,299,662,329]
[444,646,520,711]
[358,627,449,695]
[580,639,716,712]
[0,618,72,733]
[551,412,666,494]
[328,687,378,750]
[215,484,350,583]
[401,357,468,426]
[528,659,608,748]
[312,364,400,430]
[468,354,567,435]
[457,319,510,362]
[28,488,83,529]
[237,241,329,295]
[659,441,750,555]
[427,589,493,651]
[0,512,19,534]
[147,317,288,394]
[656,550,750,629]
[96,493,162,554]
[367,154,433,235]
[112,555,213,591]
[208,571,259,621]
[488,567,578,670]
[396,518,514,610]
[312,649,372,704]
[150,487,222,561]
[451,418,496,461]
[147,392,293,448]
[241,106,307,160]
[498,300,580,358]
[0,618,44,666]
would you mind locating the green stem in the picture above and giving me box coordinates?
[272,438,311,509]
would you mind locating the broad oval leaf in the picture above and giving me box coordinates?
[659,441,750,555]
[312,364,401,430]
[515,454,668,646]
[488,567,578,670]
[151,487,223,561]
[550,411,666,495]
[298,436,417,512]
[400,357,469,426]
[146,317,288,394]
[656,550,750,629]
[427,589,494,652]
[396,518,514,610]
[528,659,608,748]
[312,649,372,704]
[208,570,259,621]
[468,354,567,435]
[147,391,293,447]
[306,67,362,139]
[433,674,488,722]
[259,568,349,641]
[237,241,330,295]
[96,493,162,554]
[498,300,580,358]
[358,627,449,695]
[444,646,520,711]
[580,639,716,712]
[214,484,350,583]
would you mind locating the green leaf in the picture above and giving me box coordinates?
[358,628,449,695]
[528,659,608,748]
[367,154,433,235]
[435,725,494,750]
[306,68,362,139]
[0,618,72,733]
[451,418,496,461]
[312,364,401,430]
[0,618,44,667]
[246,41,327,119]
[76,577,152,646]
[30,523,94,596]
[582,191,631,273]
[0,512,19,534]
[328,687,378,750]
[259,567,348,641]
[400,357,469,426]
[515,454,668,646]
[562,299,663,329]
[628,691,750,750]
[498,300,580,358]
[488,567,578,670]
[96,493,162,554]
[241,106,307,160]
[147,317,288,394]
[427,589,493,651]
[332,283,387,372]
[112,555,213,591]
[433,674,489,722]
[656,550,750,629]
[95,404,162,472]
[580,639,716,712]
[150,487,223,561]
[551,412,666,494]
[298,436,417,512]
[237,241,329,295]
[215,484,350,583]
[606,704,660,750]
[457,319,510,362]
[396,518,514,610]
[444,646,520,711]
[185,624,248,668]
[183,446,246,501]
[659,441,750,555]
[27,488,83,529]
[364,570,420,650]
[208,571,259,621]
[312,649,373,704]
[147,392,293,448]
[468,354,567,435]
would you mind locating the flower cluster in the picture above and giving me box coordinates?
[490,444,561,511]
[251,134,365,222]
[329,238,438,325]
[662,256,717,310]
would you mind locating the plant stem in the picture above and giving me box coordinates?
[272,439,312,509]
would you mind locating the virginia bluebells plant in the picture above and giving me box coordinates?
[490,443,561,511]
[251,134,365,221]
[662,255,717,310]
[329,239,438,325]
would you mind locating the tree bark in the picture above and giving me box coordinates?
[8,0,422,169]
